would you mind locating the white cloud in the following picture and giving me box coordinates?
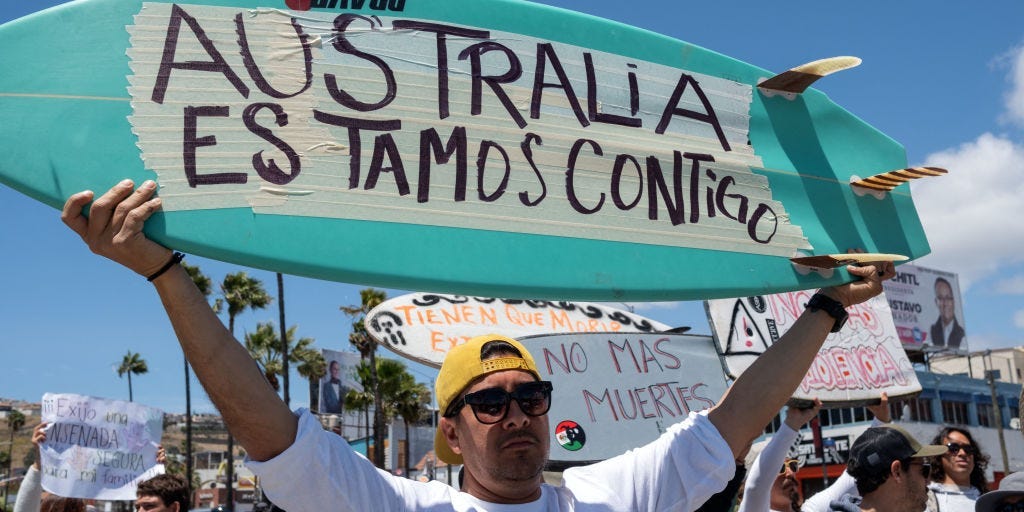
[912,43,1024,290]
[995,275,1024,294]
[1015,309,1024,329]
[999,43,1024,126]
[912,133,1024,289]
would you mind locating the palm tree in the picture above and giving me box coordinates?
[275,272,291,407]
[341,289,386,467]
[392,371,431,477]
[344,357,425,471]
[343,383,374,442]
[117,351,148,402]
[244,322,318,392]
[293,347,326,412]
[3,410,26,504]
[181,262,217,504]
[219,271,271,512]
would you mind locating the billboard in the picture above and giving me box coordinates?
[882,264,967,352]
[319,349,364,416]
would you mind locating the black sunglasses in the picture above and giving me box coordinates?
[446,381,553,424]
[908,459,932,479]
[946,442,977,456]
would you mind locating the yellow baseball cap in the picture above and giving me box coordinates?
[433,334,542,465]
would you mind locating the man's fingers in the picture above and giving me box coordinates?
[119,196,162,243]
[61,190,94,237]
[87,179,136,240]
[110,180,158,235]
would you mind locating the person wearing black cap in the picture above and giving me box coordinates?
[831,425,948,512]
[975,472,1024,512]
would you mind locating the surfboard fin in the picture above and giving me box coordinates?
[758,56,862,94]
[790,253,908,269]
[851,167,948,191]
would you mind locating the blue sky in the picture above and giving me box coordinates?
[2,0,1022,415]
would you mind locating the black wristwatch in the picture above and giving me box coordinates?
[806,293,848,333]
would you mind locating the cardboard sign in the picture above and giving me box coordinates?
[524,332,728,463]
[706,291,921,405]
[40,393,163,500]
[882,264,968,352]
[366,293,672,367]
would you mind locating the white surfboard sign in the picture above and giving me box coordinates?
[705,290,921,406]
[366,293,673,367]
[523,332,728,463]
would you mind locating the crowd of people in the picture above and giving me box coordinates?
[12,182,1024,512]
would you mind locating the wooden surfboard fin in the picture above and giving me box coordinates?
[758,56,862,94]
[790,252,909,270]
[850,167,948,192]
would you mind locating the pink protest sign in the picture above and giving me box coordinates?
[706,291,921,405]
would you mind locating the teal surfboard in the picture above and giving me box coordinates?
[0,0,928,301]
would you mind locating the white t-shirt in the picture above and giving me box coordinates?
[248,408,735,512]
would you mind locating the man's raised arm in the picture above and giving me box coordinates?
[62,180,296,461]
[708,261,894,456]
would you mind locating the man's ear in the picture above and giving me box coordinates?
[890,460,905,482]
[170,501,180,512]
[439,416,462,456]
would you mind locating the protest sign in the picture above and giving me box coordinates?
[523,332,727,463]
[882,264,968,352]
[706,290,921,405]
[40,393,163,500]
[367,293,672,367]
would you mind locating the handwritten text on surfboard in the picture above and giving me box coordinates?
[127,4,810,256]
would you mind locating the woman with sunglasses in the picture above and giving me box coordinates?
[739,399,822,512]
[925,427,990,512]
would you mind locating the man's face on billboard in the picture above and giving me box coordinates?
[935,280,955,323]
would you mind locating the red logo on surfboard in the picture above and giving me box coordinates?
[285,0,311,10]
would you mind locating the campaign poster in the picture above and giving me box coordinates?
[319,349,364,415]
[706,290,921,406]
[882,264,967,352]
[40,393,163,500]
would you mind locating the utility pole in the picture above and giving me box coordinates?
[985,350,1010,474]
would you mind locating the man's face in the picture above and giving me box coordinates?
[769,461,799,510]
[442,370,550,495]
[935,281,955,323]
[941,431,976,485]
[900,458,931,512]
[329,361,340,379]
[134,495,177,512]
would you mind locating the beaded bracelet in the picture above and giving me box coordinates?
[147,252,185,282]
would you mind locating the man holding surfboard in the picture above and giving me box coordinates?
[60,180,894,511]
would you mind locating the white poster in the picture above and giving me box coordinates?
[523,332,727,463]
[319,349,364,415]
[882,264,967,352]
[40,393,163,500]
[366,293,672,367]
[706,290,921,405]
